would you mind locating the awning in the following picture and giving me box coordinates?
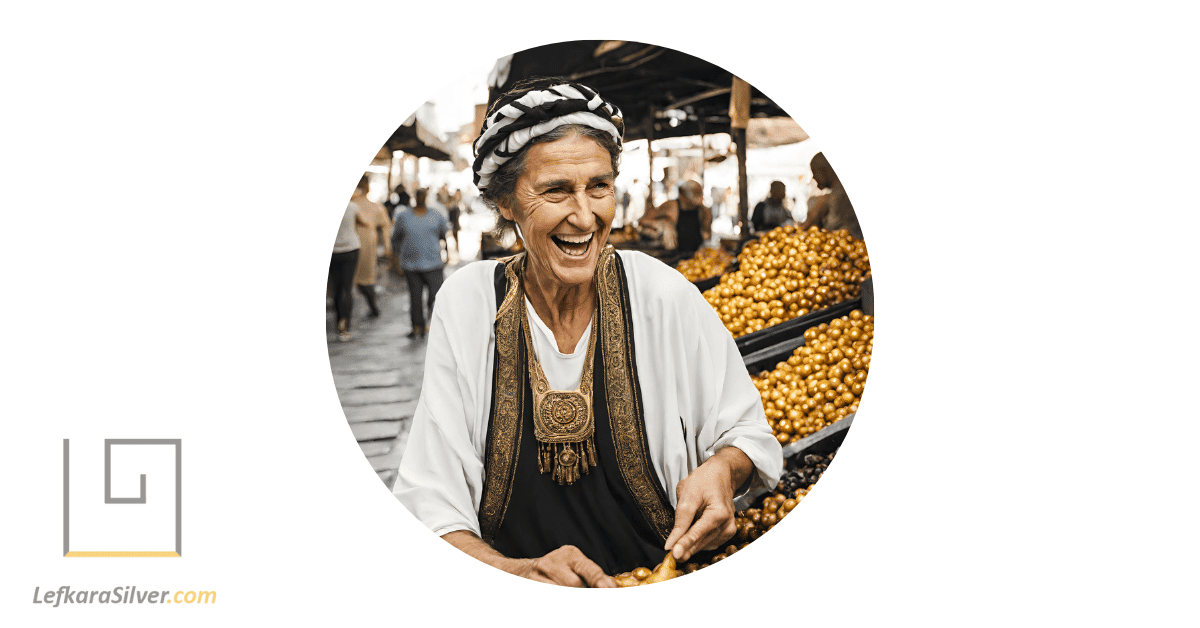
[746,117,809,149]
[488,41,791,142]
[385,112,453,161]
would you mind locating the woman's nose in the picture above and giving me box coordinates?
[567,190,599,228]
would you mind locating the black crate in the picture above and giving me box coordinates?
[735,298,862,357]
[686,260,739,293]
[742,336,807,374]
[691,275,721,293]
[782,414,853,460]
[732,415,854,511]
[733,307,861,509]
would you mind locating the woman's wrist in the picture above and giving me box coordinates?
[443,530,529,577]
[503,556,536,578]
[712,446,754,493]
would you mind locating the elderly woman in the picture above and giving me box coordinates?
[394,78,782,587]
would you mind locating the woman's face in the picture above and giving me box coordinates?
[500,133,616,291]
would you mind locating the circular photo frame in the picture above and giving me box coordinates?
[326,39,872,588]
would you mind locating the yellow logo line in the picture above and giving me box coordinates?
[64,551,180,557]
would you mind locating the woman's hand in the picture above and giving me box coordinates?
[442,532,615,588]
[513,545,617,588]
[663,447,754,561]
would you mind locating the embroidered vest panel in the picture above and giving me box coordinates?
[478,248,674,570]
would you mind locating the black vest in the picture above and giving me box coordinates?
[478,249,675,575]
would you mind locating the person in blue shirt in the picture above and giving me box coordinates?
[391,188,448,339]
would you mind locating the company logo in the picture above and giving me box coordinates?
[62,439,182,557]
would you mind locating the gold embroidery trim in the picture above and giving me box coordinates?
[479,256,524,544]
[495,253,523,324]
[595,246,675,541]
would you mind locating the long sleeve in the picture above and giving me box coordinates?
[393,262,500,536]
[619,250,783,503]
[685,280,783,494]
[393,252,782,539]
[390,213,406,253]
[378,206,394,254]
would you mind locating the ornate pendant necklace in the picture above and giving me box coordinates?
[519,295,599,486]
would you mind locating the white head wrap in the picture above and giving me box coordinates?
[472,82,623,192]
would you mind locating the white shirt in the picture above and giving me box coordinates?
[332,202,360,253]
[394,249,783,538]
[524,296,592,390]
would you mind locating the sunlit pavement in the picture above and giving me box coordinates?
[327,225,481,488]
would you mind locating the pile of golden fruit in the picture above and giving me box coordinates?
[754,310,873,445]
[613,553,684,586]
[619,469,827,577]
[703,485,814,568]
[737,487,807,539]
[703,226,870,338]
[675,247,735,282]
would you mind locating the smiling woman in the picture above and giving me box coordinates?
[501,134,616,351]
[393,77,783,588]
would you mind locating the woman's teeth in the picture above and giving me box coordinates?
[552,232,593,257]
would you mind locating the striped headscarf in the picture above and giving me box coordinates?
[472,81,624,192]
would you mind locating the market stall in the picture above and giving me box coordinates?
[619,225,873,584]
[488,40,795,248]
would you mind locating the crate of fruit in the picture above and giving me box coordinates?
[737,297,862,356]
[674,247,737,292]
[745,308,872,447]
[701,225,870,355]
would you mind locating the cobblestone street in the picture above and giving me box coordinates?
[327,234,475,489]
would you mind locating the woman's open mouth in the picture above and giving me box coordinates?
[551,232,594,258]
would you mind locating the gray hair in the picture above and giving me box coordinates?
[479,124,621,234]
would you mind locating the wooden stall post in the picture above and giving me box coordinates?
[388,148,397,192]
[646,113,656,209]
[730,76,751,240]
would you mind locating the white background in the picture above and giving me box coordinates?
[2,1,1197,626]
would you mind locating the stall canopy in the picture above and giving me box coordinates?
[488,41,791,142]
[747,117,808,148]
[385,111,454,161]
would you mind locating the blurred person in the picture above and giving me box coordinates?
[385,183,411,220]
[330,194,365,341]
[391,188,448,339]
[352,176,393,317]
[448,189,463,253]
[628,177,648,223]
[750,180,793,233]
[384,184,412,276]
[639,179,711,253]
[801,152,864,241]
[395,78,781,587]
[431,185,451,219]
